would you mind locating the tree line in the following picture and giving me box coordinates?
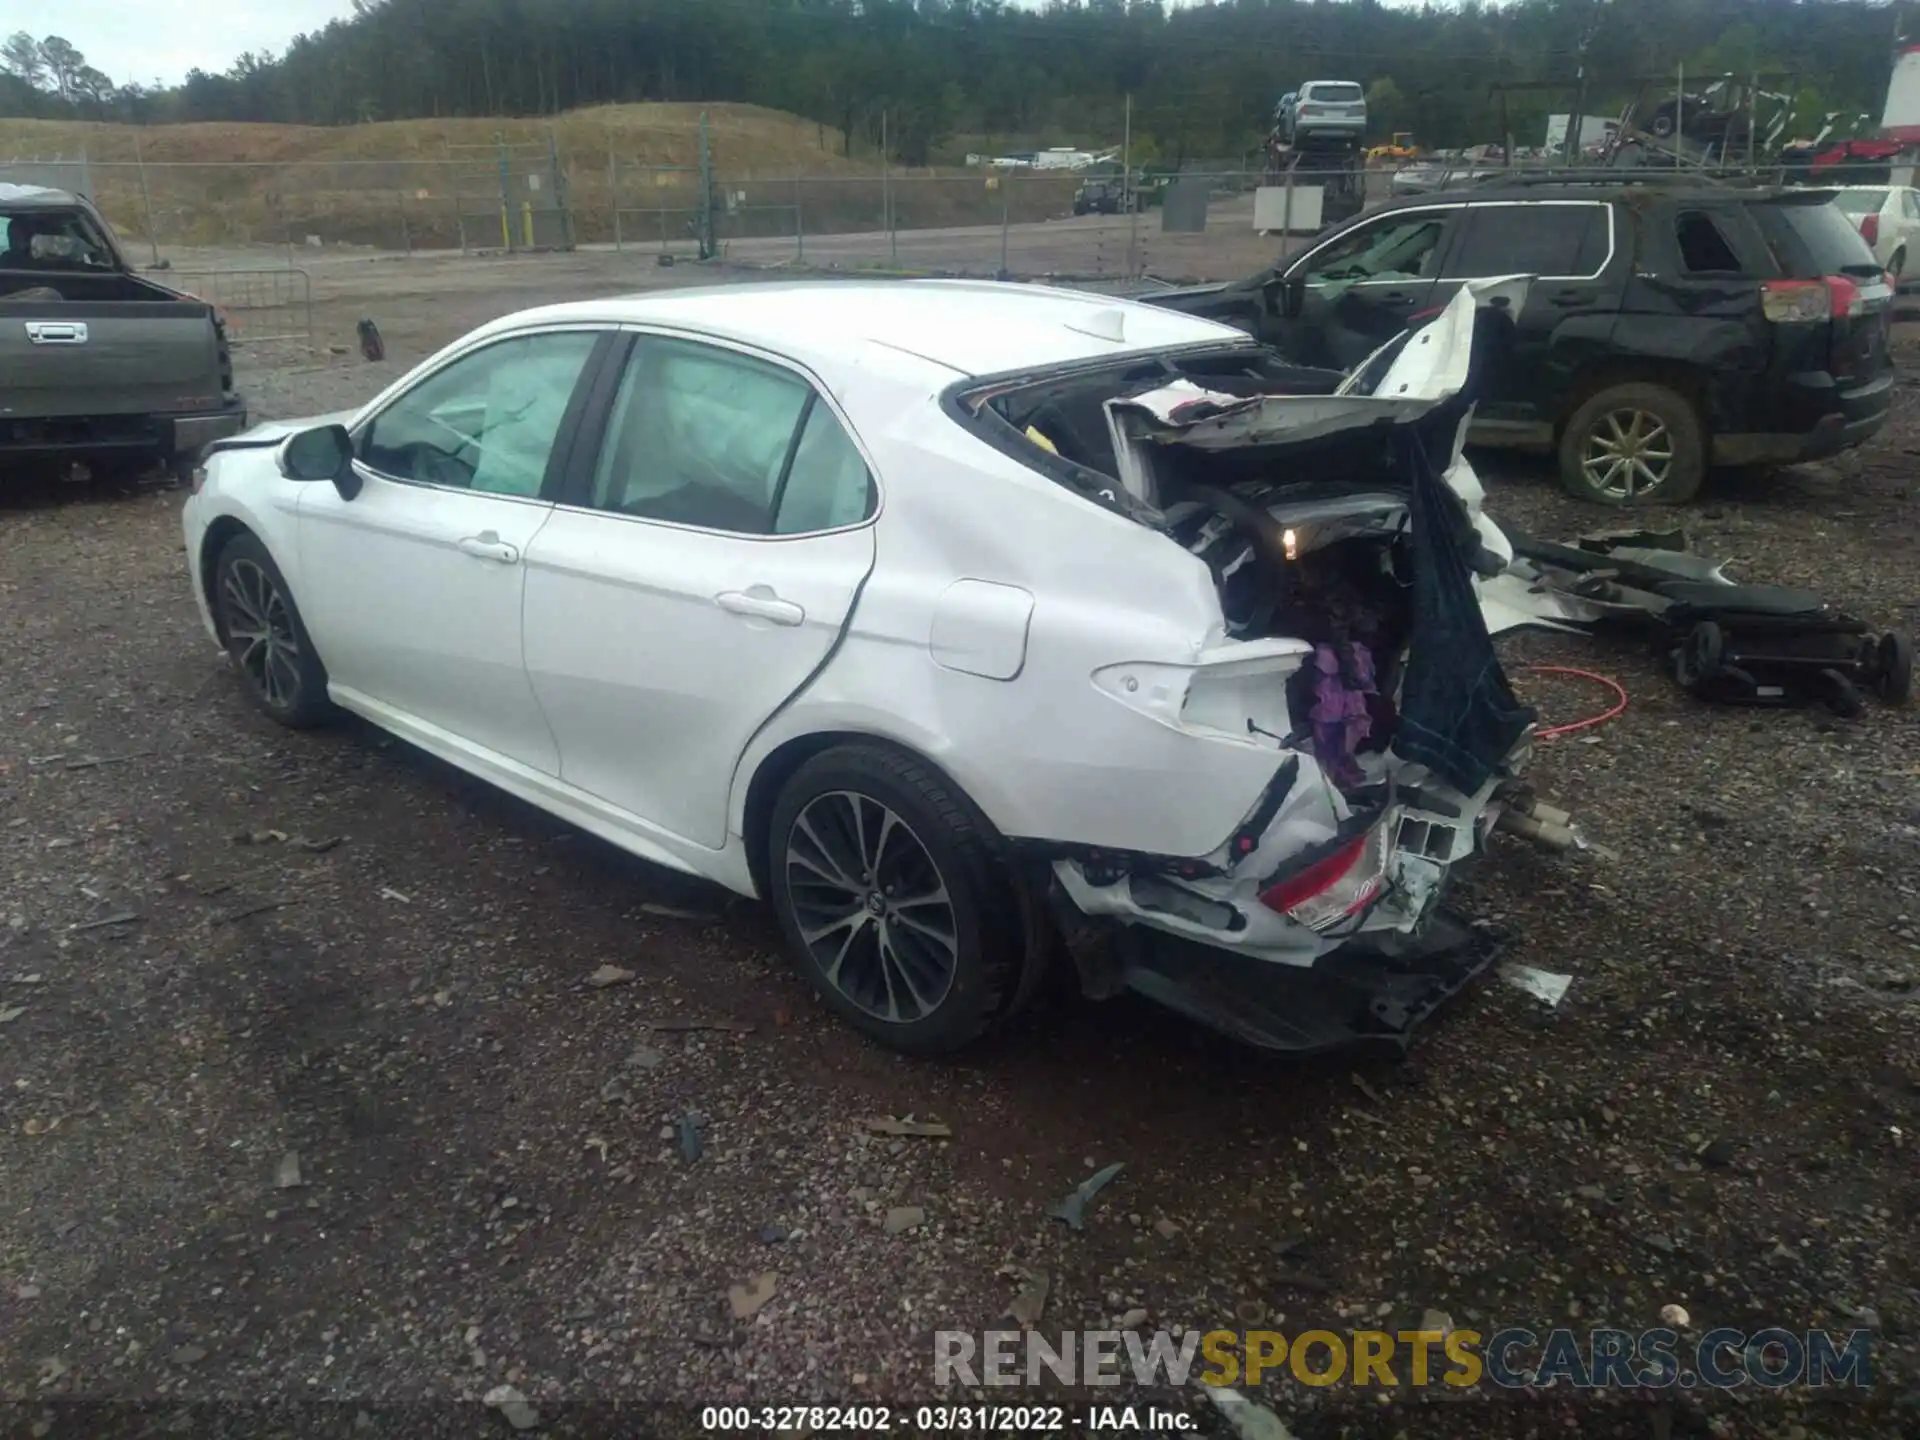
[0,0,1903,165]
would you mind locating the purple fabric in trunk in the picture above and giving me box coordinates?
[1310,642,1377,788]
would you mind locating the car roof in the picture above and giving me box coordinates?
[0,183,87,210]
[1379,180,1811,208]
[477,279,1248,379]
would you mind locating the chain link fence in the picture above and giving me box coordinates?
[8,148,1916,287]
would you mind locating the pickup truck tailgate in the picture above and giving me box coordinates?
[0,300,226,420]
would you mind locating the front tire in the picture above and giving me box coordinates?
[767,744,1017,1054]
[1558,382,1706,506]
[212,531,334,729]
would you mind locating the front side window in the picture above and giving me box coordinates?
[589,338,816,534]
[1300,212,1448,286]
[359,331,597,495]
[1447,204,1609,279]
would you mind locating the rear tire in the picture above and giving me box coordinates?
[1879,631,1914,705]
[1558,382,1706,506]
[767,744,1018,1055]
[1891,248,1907,283]
[212,531,335,729]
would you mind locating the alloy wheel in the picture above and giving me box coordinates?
[1582,407,1675,500]
[221,558,304,711]
[783,790,959,1024]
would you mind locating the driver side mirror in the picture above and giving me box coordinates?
[277,424,362,500]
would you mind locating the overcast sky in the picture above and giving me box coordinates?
[29,0,361,88]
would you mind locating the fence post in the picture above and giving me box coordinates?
[548,129,573,250]
[131,129,160,267]
[698,112,716,260]
[496,133,513,251]
[794,174,804,263]
[610,140,622,251]
[1283,163,1295,243]
[999,174,1011,279]
[882,110,896,266]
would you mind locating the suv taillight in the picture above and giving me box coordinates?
[1760,276,1863,323]
[1257,822,1391,931]
[1859,212,1880,247]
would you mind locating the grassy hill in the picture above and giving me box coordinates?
[0,103,1072,251]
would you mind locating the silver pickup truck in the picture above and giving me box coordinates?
[0,184,246,479]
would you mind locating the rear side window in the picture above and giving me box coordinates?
[1447,203,1610,278]
[1675,210,1743,275]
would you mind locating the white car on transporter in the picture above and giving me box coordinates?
[182,278,1564,1056]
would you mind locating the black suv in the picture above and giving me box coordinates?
[1146,179,1895,504]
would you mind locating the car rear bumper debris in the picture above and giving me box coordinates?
[1067,901,1504,1054]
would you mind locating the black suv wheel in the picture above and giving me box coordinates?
[1558,382,1706,506]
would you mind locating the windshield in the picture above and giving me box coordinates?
[1305,83,1364,104]
[1834,190,1887,215]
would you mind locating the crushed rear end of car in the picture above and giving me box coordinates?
[952,280,1571,1053]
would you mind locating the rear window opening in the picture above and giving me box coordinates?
[1304,83,1365,104]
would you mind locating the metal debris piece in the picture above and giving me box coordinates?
[883,1205,926,1234]
[643,1018,755,1033]
[64,751,154,772]
[639,902,718,922]
[299,836,346,854]
[728,1271,777,1319]
[275,1152,304,1190]
[70,912,140,932]
[863,1115,952,1138]
[1050,1161,1125,1232]
[1202,1385,1295,1440]
[677,1113,704,1163]
[586,965,635,989]
[1350,1073,1386,1106]
[483,1384,540,1432]
[1499,963,1573,1008]
[378,887,412,904]
[1005,1269,1051,1329]
[222,898,294,924]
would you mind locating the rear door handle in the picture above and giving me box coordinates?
[457,532,520,564]
[716,587,805,626]
[25,322,88,345]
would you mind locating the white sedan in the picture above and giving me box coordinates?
[183,279,1556,1054]
[1832,184,1920,280]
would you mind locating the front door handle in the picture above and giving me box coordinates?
[457,531,520,564]
[1377,292,1417,307]
[716,587,805,626]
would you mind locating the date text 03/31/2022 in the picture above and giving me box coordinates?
[699,1405,1196,1432]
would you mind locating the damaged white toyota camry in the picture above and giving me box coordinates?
[182,278,1567,1055]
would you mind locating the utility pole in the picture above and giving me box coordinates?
[1124,93,1139,280]
[698,110,715,260]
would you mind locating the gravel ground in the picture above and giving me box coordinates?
[1,297,1917,1440]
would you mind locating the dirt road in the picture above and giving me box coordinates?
[2,268,1918,1438]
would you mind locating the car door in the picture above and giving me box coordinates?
[1275,206,1461,369]
[295,326,610,775]
[520,331,878,850]
[1900,189,1920,277]
[1441,199,1620,429]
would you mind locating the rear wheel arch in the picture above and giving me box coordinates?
[1555,359,1710,438]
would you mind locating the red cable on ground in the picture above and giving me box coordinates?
[1518,664,1631,740]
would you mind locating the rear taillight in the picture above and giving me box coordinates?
[1760,276,1863,323]
[1860,212,1880,247]
[1257,822,1391,931]
[1825,274,1865,318]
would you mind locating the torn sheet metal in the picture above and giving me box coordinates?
[1499,963,1573,1008]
